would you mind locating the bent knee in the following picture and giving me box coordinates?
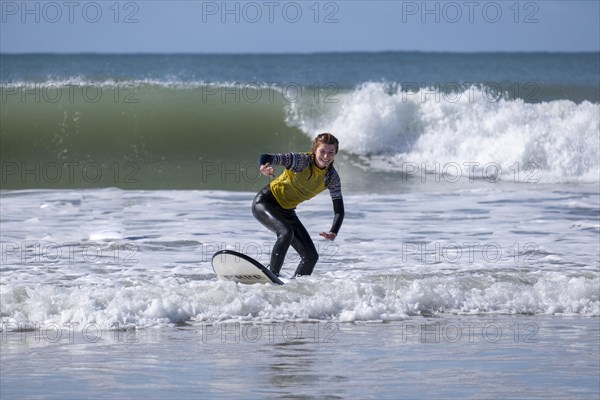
[278,228,294,245]
[305,250,319,264]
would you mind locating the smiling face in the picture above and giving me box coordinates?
[311,133,339,169]
[314,143,337,169]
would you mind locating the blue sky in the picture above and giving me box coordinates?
[1,1,599,53]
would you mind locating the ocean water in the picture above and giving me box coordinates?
[1,53,599,399]
[1,53,599,190]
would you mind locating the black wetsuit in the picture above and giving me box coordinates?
[252,153,344,277]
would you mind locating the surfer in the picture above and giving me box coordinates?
[252,133,344,277]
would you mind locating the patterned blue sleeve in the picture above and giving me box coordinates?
[270,153,313,173]
[325,166,343,199]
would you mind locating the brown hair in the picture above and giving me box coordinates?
[312,133,339,154]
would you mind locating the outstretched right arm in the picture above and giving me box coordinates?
[259,153,312,173]
[259,154,275,177]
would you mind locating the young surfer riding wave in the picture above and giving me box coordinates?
[252,133,345,277]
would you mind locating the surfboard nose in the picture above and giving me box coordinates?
[211,250,284,285]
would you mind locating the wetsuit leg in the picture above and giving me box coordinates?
[252,187,293,276]
[251,186,319,277]
[288,217,319,277]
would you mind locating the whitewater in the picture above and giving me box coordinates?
[1,186,597,328]
[287,83,600,184]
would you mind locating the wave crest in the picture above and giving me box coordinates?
[287,82,600,183]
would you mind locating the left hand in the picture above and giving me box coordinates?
[319,232,337,241]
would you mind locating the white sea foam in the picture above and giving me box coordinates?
[1,188,598,332]
[2,271,597,332]
[287,82,600,183]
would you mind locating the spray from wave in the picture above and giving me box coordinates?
[286,82,600,183]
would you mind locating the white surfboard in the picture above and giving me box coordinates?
[211,250,284,285]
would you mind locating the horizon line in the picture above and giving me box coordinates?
[2,49,599,56]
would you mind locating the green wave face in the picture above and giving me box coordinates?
[1,84,312,190]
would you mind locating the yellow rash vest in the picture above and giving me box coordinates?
[265,152,342,210]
